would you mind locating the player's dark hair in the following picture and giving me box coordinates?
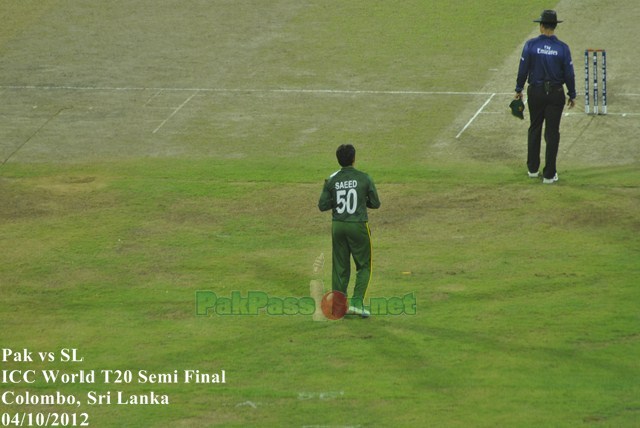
[336,144,356,167]
[542,22,557,30]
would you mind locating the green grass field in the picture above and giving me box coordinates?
[1,1,639,427]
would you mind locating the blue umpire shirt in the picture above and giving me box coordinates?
[516,34,576,99]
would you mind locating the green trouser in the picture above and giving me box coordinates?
[331,221,372,309]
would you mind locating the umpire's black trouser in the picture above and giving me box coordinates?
[526,84,566,179]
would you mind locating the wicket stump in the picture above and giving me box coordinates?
[584,49,607,115]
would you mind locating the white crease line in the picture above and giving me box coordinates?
[254,88,490,96]
[0,84,494,96]
[152,91,198,134]
[144,89,163,106]
[2,85,640,98]
[480,111,640,117]
[455,93,496,139]
[563,112,640,117]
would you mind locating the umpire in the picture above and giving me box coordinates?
[318,144,380,318]
[515,10,576,184]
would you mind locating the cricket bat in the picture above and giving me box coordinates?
[309,280,326,321]
[310,253,326,321]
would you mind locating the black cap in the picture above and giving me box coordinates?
[533,10,563,24]
[509,99,525,120]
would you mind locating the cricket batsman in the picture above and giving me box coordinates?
[318,144,381,318]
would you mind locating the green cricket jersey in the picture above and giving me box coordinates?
[318,166,381,222]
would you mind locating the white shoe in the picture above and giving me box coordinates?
[543,173,559,184]
[528,171,540,178]
[347,306,371,318]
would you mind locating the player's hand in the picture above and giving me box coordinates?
[515,92,523,100]
[567,98,575,109]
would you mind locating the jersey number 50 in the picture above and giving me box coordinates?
[336,189,357,214]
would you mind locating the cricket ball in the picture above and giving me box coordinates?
[320,291,347,320]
